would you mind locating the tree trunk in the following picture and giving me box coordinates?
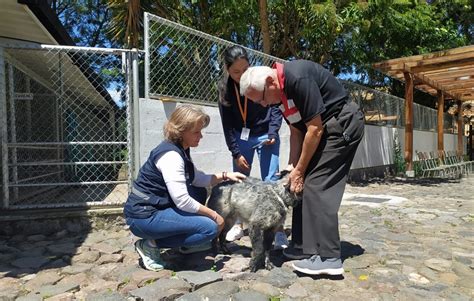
[258,0,271,54]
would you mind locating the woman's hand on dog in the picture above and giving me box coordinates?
[227,171,246,182]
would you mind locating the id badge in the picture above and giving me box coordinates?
[240,127,250,141]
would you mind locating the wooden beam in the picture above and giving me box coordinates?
[405,53,474,71]
[444,80,474,90]
[423,65,474,76]
[404,72,414,172]
[373,45,474,70]
[409,58,474,74]
[437,91,444,157]
[413,73,460,100]
[428,69,474,80]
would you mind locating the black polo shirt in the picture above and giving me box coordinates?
[278,60,348,132]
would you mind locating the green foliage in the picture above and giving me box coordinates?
[336,0,468,84]
[393,133,406,175]
[413,160,423,177]
[53,0,472,92]
[50,0,114,47]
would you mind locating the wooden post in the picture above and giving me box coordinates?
[457,100,463,156]
[437,91,444,159]
[404,72,414,173]
[470,123,473,161]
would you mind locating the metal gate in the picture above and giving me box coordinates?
[0,44,140,209]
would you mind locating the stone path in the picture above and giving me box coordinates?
[0,177,473,300]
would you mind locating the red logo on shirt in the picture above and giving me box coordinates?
[273,62,302,124]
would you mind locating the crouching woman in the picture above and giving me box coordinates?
[124,105,246,271]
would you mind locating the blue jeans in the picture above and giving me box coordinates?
[126,186,217,248]
[233,132,280,181]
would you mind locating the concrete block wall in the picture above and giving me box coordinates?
[137,99,465,179]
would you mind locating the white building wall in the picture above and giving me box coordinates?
[138,99,465,178]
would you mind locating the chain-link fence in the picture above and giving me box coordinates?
[144,12,285,105]
[344,81,455,133]
[0,44,139,209]
[144,12,455,133]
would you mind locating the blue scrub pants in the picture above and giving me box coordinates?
[233,132,280,181]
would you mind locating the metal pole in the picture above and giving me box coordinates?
[0,47,10,208]
[125,51,134,193]
[58,51,65,181]
[144,12,150,101]
[7,64,18,202]
[132,49,140,180]
[25,78,32,141]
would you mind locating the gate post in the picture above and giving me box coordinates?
[144,12,150,101]
[132,49,140,180]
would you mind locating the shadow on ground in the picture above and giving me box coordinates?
[0,216,92,278]
[348,176,460,187]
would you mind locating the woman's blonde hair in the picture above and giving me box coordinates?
[164,105,210,144]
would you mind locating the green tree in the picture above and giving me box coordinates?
[333,0,468,97]
[51,0,112,47]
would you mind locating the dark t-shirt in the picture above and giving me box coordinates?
[281,60,348,132]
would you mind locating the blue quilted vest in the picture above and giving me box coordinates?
[123,141,196,219]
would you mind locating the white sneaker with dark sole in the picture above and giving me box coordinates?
[292,255,344,275]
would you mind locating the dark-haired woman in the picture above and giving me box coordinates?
[218,45,288,249]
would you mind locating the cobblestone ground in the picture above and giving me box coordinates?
[0,176,473,301]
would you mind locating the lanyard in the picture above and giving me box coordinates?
[234,83,247,126]
[273,62,292,111]
[274,62,301,123]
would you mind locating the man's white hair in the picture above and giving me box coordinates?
[239,66,274,95]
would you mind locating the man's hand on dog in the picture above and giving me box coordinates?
[289,168,304,194]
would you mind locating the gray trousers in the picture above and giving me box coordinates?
[291,102,365,258]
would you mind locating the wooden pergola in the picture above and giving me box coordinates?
[373,45,474,172]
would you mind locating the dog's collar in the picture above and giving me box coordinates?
[270,187,288,208]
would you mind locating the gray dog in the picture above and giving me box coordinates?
[207,170,300,272]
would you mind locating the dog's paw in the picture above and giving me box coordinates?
[265,261,275,270]
[249,260,264,273]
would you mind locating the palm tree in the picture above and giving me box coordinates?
[258,0,271,54]
[108,0,144,48]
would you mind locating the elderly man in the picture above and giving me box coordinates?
[239,60,364,276]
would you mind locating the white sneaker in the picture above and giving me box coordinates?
[273,231,289,250]
[134,239,165,271]
[225,224,244,241]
